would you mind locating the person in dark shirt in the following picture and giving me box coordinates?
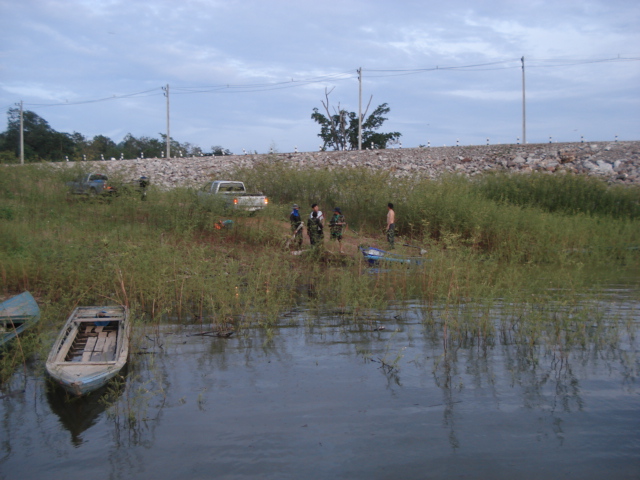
[329,207,346,253]
[307,211,323,246]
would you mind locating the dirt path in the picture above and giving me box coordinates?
[281,220,424,258]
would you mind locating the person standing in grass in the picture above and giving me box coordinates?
[307,211,323,246]
[329,207,347,253]
[289,204,303,247]
[309,203,324,224]
[386,203,395,249]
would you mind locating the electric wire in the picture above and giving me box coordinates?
[14,56,640,108]
[24,88,163,108]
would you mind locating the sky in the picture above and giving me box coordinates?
[1,0,639,156]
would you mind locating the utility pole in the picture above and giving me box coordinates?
[357,67,362,150]
[19,100,24,165]
[163,84,170,158]
[521,56,526,144]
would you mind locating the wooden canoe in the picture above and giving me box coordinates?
[46,305,130,396]
[0,291,41,347]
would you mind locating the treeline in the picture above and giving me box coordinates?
[0,108,231,163]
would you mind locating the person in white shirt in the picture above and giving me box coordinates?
[310,203,324,224]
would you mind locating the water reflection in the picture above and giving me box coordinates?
[45,385,108,446]
[1,291,638,479]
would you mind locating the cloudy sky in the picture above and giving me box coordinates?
[1,0,638,155]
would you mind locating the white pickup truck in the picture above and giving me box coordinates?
[198,180,268,212]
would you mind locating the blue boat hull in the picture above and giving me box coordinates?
[359,247,423,266]
[0,292,41,347]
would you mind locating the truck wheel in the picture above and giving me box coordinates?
[89,188,98,197]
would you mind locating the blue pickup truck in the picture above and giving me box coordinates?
[66,173,117,197]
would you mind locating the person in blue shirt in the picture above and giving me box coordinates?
[289,204,303,247]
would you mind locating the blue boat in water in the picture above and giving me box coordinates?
[0,292,41,347]
[359,246,424,266]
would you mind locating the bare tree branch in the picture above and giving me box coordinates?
[361,95,373,122]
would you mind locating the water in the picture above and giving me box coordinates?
[1,290,639,479]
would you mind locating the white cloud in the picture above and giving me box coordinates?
[463,10,640,59]
[387,29,505,60]
[0,0,637,152]
[1,83,76,102]
[446,89,521,102]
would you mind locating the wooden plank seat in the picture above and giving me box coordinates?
[65,323,119,362]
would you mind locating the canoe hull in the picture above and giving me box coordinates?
[359,247,423,266]
[46,306,130,396]
[0,292,41,347]
[47,364,125,396]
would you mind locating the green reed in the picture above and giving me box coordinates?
[236,163,639,264]
[475,171,640,219]
[0,163,638,382]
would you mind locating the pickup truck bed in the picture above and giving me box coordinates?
[67,173,116,196]
[198,181,268,212]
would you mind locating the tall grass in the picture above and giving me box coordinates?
[475,171,640,219]
[236,160,402,232]
[0,165,302,322]
[0,163,638,381]
[236,162,640,263]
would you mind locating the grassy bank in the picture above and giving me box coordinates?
[1,163,638,381]
[238,161,640,262]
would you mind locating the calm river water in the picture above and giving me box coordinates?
[1,284,639,480]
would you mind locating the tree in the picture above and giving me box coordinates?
[90,135,118,159]
[0,108,75,162]
[70,134,119,161]
[210,145,233,156]
[118,134,164,159]
[0,109,215,162]
[311,88,401,151]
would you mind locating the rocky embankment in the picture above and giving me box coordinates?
[48,141,640,189]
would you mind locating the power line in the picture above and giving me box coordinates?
[364,56,640,77]
[366,59,518,73]
[24,88,163,108]
[171,71,357,94]
[16,72,357,108]
[12,55,639,109]
[525,56,640,68]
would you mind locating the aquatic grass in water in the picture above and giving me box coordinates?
[3,295,637,478]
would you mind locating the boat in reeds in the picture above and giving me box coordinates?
[46,305,130,396]
[359,246,424,266]
[0,291,41,347]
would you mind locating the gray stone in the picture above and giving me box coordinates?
[583,161,598,171]
[28,140,639,188]
[596,160,614,173]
